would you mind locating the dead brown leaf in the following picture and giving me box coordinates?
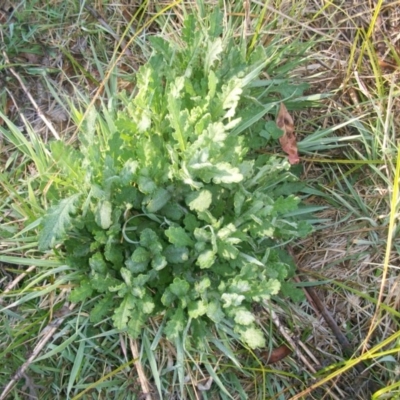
[261,344,292,364]
[276,103,300,165]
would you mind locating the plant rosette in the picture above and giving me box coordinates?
[38,13,312,349]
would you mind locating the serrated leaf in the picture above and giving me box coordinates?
[120,267,133,286]
[137,110,151,132]
[280,282,305,302]
[69,280,93,303]
[92,273,121,293]
[89,295,114,323]
[217,223,236,240]
[192,162,243,184]
[149,35,174,60]
[185,190,212,212]
[273,195,300,215]
[131,286,146,299]
[141,296,155,314]
[252,279,281,301]
[206,300,224,323]
[145,187,171,213]
[127,312,146,339]
[208,70,218,98]
[89,252,108,274]
[50,141,83,179]
[188,300,207,318]
[197,249,216,269]
[152,254,167,271]
[212,162,243,184]
[218,241,239,260]
[261,120,283,140]
[165,226,194,247]
[165,307,185,340]
[194,227,212,242]
[230,279,251,293]
[167,77,187,152]
[221,293,245,308]
[239,326,266,349]
[132,274,150,288]
[169,277,190,297]
[140,228,163,254]
[161,289,175,306]
[195,277,211,294]
[38,194,81,250]
[112,294,136,330]
[95,200,112,229]
[205,38,223,72]
[220,78,243,119]
[164,245,190,264]
[234,309,255,325]
[126,247,150,273]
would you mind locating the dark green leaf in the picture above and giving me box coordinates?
[169,277,190,297]
[69,280,93,303]
[165,226,194,247]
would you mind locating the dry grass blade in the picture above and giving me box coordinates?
[1,0,399,398]
[0,265,35,305]
[129,338,153,400]
[2,51,60,140]
[0,303,75,400]
[364,144,400,348]
[266,307,317,374]
[83,4,132,56]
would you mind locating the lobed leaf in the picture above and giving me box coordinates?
[38,193,81,251]
[165,226,194,247]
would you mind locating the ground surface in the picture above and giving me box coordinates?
[0,1,399,399]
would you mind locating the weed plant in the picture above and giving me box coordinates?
[0,5,318,399]
[1,1,399,399]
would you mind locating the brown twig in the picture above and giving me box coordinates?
[301,278,355,357]
[287,246,356,352]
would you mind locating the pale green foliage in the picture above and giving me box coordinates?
[38,13,311,349]
[38,194,81,251]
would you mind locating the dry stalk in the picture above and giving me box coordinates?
[2,51,60,140]
[129,338,153,400]
[0,265,36,305]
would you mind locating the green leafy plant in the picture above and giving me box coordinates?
[38,13,311,349]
